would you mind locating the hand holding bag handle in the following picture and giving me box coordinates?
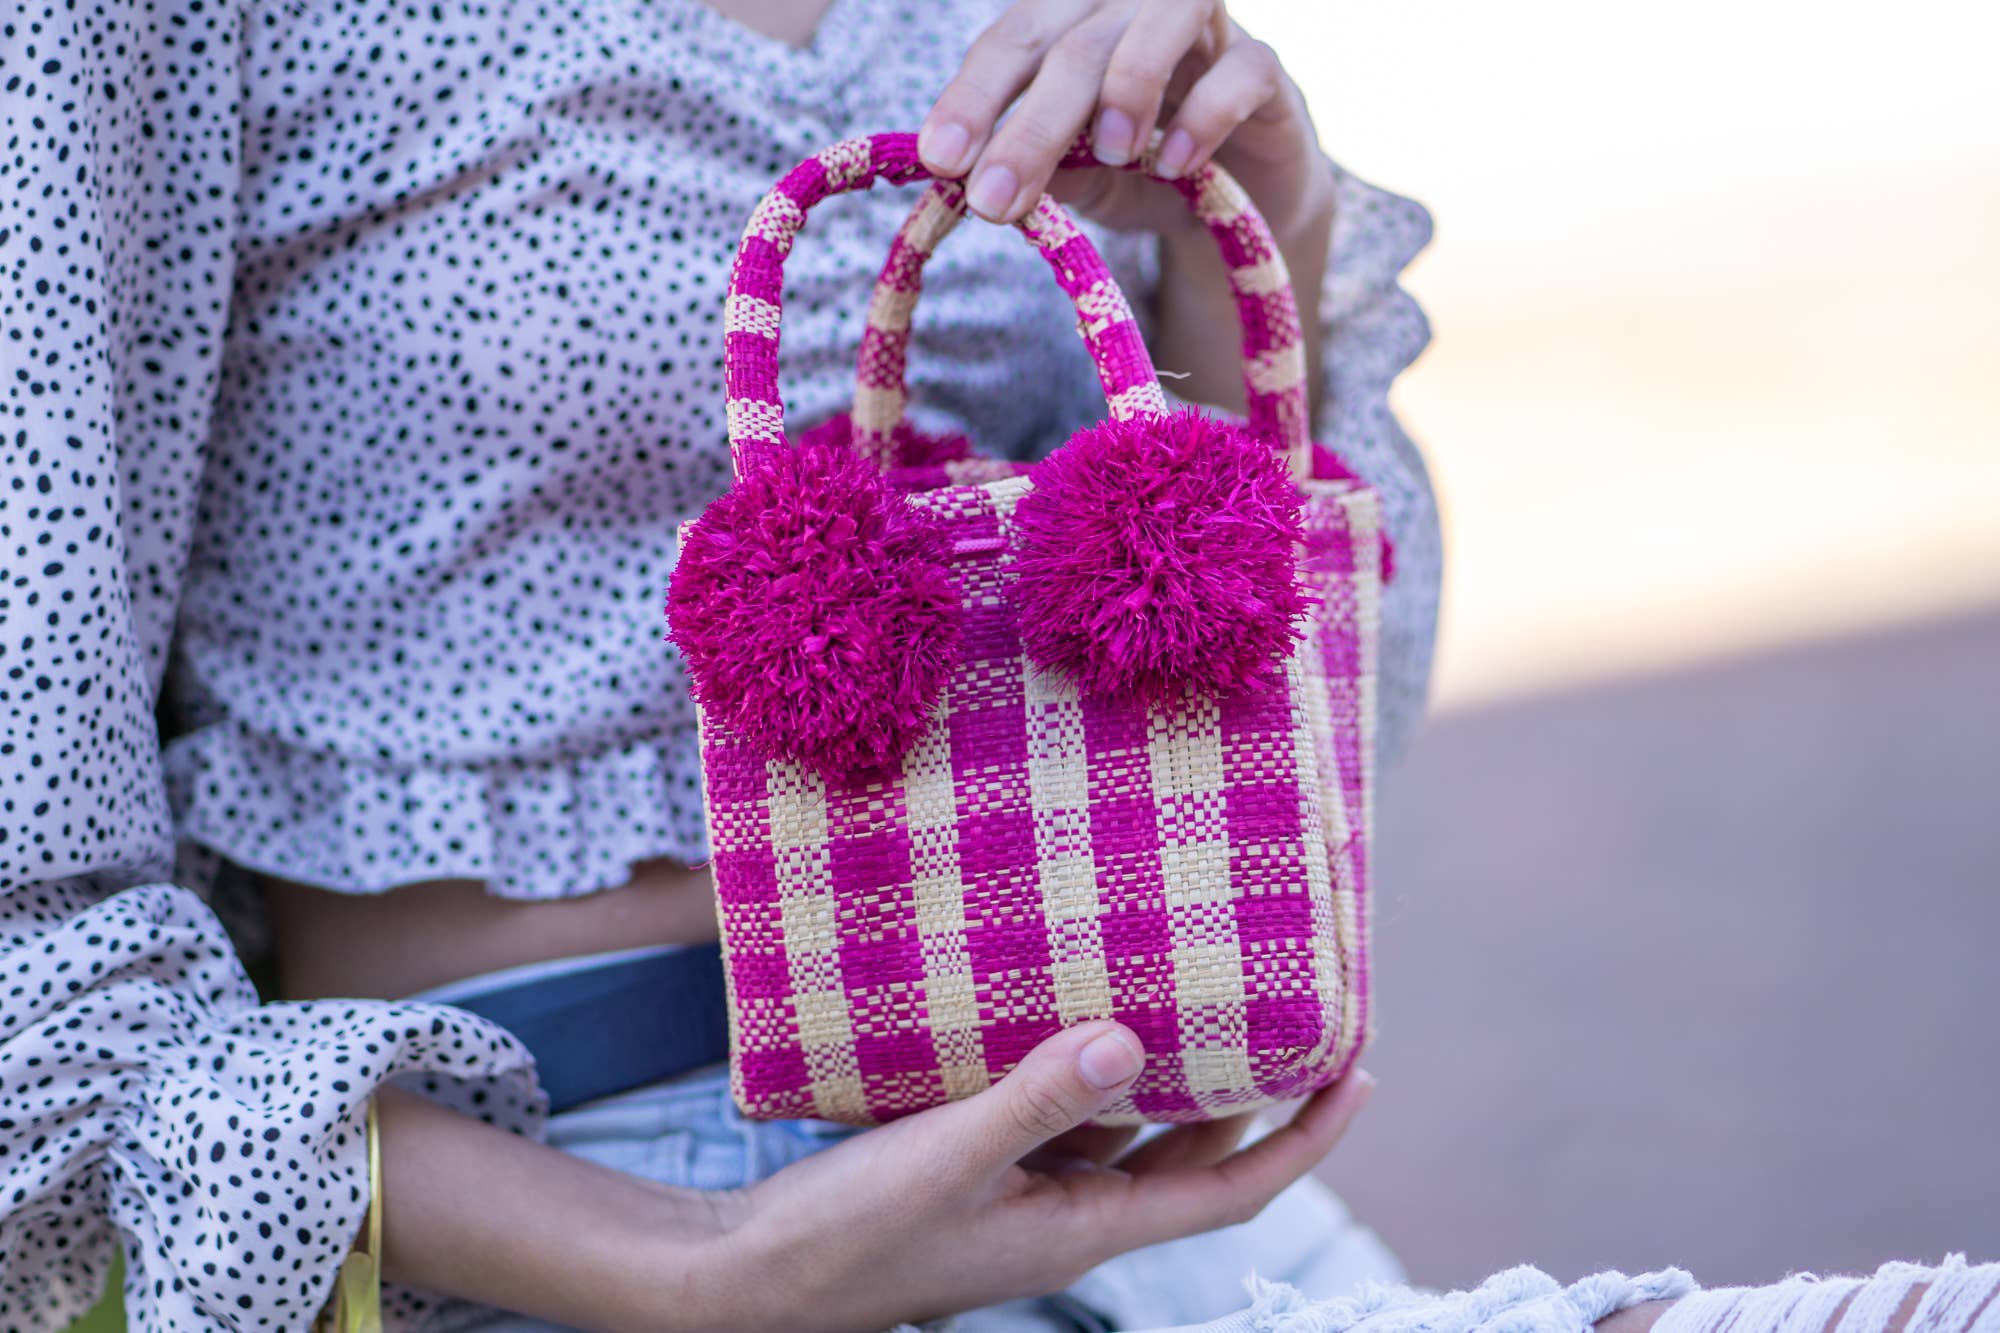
[847,135,1312,477]
[724,133,1171,477]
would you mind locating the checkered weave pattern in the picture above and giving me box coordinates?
[693,132,1380,1125]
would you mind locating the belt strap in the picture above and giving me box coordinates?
[445,944,731,1114]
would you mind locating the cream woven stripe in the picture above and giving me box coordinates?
[1108,382,1171,419]
[723,292,781,339]
[1228,256,1290,297]
[1024,661,1115,1033]
[865,281,922,334]
[1147,694,1253,1105]
[1193,167,1250,224]
[818,136,872,187]
[745,191,806,252]
[902,711,990,1101]
[909,181,966,249]
[851,384,906,436]
[1074,278,1137,338]
[766,760,864,1115]
[726,397,784,445]
[1246,342,1309,396]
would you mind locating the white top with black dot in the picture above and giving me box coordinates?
[1,0,1435,1327]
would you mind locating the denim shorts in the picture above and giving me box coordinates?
[409,955,1403,1332]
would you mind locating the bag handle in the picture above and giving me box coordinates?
[851,138,1311,477]
[725,133,1167,475]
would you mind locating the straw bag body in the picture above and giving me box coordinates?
[668,133,1382,1126]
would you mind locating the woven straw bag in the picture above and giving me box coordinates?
[668,132,1383,1126]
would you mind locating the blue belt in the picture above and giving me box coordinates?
[446,944,732,1114]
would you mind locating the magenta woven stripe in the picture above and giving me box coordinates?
[701,737,817,1117]
[1217,673,1328,1100]
[773,159,831,220]
[1078,689,1198,1120]
[888,461,953,492]
[859,328,913,397]
[880,231,928,291]
[1239,289,1303,364]
[723,329,778,396]
[947,506,1059,1082]
[730,243,786,302]
[826,777,947,1121]
[1204,211,1264,272]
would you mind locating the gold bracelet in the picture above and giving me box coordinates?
[320,1097,384,1333]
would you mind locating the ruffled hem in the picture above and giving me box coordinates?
[1235,1266,1695,1333]
[0,879,543,1333]
[1314,164,1439,767]
[164,719,713,900]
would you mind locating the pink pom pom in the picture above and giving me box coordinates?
[667,435,960,776]
[1011,409,1306,705]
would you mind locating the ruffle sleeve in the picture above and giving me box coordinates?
[0,877,542,1332]
[1311,162,1439,765]
[0,3,546,1328]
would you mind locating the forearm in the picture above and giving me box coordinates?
[375,1086,737,1332]
[1152,153,1338,421]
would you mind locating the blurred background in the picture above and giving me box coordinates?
[1231,0,2000,1291]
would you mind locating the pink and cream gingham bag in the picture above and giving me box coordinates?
[667,132,1383,1126]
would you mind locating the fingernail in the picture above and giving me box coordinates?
[920,120,973,176]
[967,163,1019,221]
[1078,1029,1144,1089]
[1093,107,1136,166]
[1156,128,1197,180]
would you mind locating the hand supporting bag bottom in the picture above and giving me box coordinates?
[668,132,1382,1126]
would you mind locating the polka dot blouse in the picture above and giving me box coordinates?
[0,0,1436,1327]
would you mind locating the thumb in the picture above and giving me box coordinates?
[947,1022,1147,1166]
